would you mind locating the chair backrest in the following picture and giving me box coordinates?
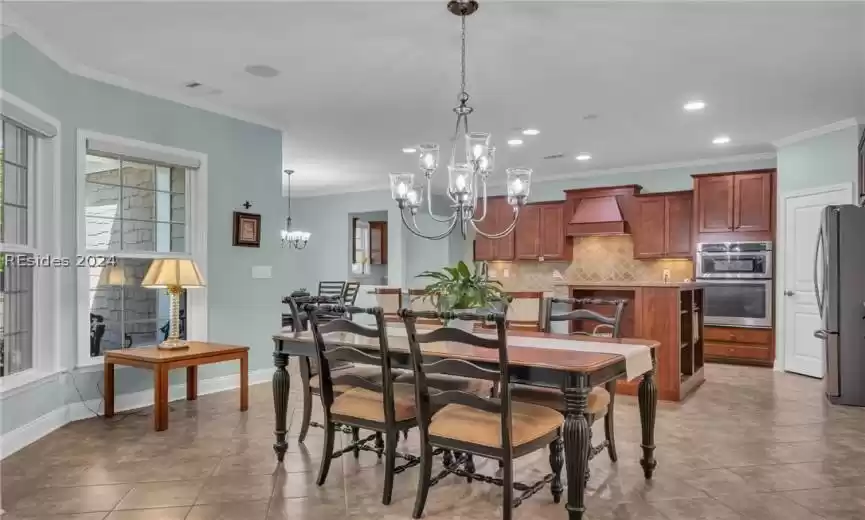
[342,281,361,306]
[306,304,400,423]
[374,288,402,317]
[503,291,544,331]
[318,281,347,301]
[284,295,341,336]
[399,309,513,451]
[542,297,626,337]
[407,289,437,312]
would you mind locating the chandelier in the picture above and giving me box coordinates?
[389,0,532,240]
[281,169,311,249]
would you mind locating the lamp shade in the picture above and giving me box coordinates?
[98,265,128,286]
[141,259,205,289]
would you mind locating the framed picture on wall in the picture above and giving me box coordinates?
[233,211,261,247]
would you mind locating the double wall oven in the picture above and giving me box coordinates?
[696,242,773,328]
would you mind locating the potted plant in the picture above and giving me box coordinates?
[415,261,508,331]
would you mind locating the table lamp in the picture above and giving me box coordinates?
[141,258,205,350]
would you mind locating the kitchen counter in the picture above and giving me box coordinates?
[555,281,705,289]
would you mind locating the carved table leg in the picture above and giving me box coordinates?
[549,432,563,504]
[638,361,658,479]
[273,351,291,462]
[563,375,590,520]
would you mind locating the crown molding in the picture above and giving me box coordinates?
[2,8,285,132]
[772,118,860,148]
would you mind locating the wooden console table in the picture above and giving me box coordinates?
[104,341,249,431]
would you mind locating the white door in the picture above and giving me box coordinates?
[782,184,854,377]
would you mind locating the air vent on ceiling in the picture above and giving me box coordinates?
[185,81,203,89]
[543,153,566,160]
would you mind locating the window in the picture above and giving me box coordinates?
[0,119,36,377]
[83,149,191,357]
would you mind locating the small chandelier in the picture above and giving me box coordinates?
[281,169,310,249]
[389,0,532,241]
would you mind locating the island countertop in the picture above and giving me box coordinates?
[553,281,706,290]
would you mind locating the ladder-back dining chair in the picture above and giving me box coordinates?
[400,309,564,520]
[306,304,418,505]
[512,297,627,465]
[374,287,402,322]
[286,296,385,443]
[503,291,545,331]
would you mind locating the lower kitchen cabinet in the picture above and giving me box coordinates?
[705,325,773,366]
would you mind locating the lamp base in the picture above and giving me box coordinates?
[157,338,189,350]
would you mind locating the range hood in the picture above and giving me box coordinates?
[566,194,631,236]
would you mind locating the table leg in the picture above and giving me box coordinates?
[154,365,169,432]
[240,351,249,411]
[273,351,290,462]
[638,362,658,479]
[104,363,115,418]
[186,366,198,401]
[562,375,590,520]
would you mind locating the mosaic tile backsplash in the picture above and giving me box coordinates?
[487,235,694,291]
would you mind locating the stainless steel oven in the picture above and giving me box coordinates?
[696,241,772,279]
[701,279,773,328]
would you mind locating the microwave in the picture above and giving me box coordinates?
[696,242,772,279]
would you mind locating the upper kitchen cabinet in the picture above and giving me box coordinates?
[632,191,692,259]
[474,196,515,261]
[693,169,775,241]
[514,202,571,261]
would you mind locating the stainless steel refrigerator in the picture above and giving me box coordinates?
[815,204,865,406]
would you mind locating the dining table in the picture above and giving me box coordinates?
[271,327,659,520]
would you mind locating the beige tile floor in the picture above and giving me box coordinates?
[2,363,865,519]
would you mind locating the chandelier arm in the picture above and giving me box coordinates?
[472,205,521,239]
[427,176,458,219]
[470,180,488,222]
[400,209,458,241]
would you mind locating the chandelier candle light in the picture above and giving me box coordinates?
[389,0,532,240]
[281,169,311,249]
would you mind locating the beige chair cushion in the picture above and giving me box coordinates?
[429,402,563,448]
[510,385,611,416]
[331,383,417,422]
[395,373,493,395]
[309,365,384,394]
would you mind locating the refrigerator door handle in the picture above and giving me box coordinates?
[814,227,825,317]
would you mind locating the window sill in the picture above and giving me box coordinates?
[0,369,62,399]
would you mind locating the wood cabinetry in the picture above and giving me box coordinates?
[369,221,387,264]
[858,129,865,205]
[704,325,773,366]
[474,196,515,261]
[693,169,774,241]
[513,202,571,261]
[632,191,692,259]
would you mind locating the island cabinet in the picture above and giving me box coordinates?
[474,196,515,261]
[632,191,693,259]
[563,282,706,402]
[514,202,571,262]
[693,169,775,242]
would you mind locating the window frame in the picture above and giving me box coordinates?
[0,90,62,392]
[76,130,208,368]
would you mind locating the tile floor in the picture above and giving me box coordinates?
[2,363,865,519]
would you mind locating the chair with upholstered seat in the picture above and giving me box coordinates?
[400,309,564,520]
[512,296,626,464]
[306,304,417,506]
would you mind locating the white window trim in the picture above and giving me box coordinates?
[0,90,62,393]
[76,130,208,368]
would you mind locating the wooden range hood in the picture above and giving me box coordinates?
[564,185,642,236]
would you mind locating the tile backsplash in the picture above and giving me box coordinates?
[487,235,693,291]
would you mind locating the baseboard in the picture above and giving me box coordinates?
[0,406,68,460]
[1,368,273,459]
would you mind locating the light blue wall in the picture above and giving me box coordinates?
[777,125,860,195]
[1,35,284,435]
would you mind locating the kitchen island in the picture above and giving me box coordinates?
[557,282,705,401]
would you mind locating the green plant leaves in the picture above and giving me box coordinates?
[415,261,506,312]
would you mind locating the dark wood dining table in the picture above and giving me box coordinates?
[271,328,659,520]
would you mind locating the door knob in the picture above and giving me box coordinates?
[785,290,795,296]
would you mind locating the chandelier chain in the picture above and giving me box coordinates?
[460,15,467,96]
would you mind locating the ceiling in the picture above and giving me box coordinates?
[5,1,865,196]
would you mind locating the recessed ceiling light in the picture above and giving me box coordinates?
[684,100,706,112]
[507,139,523,146]
[576,153,592,161]
[522,128,540,136]
[712,135,731,145]
[244,64,280,78]
[402,147,417,154]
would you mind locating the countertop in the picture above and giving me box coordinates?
[553,281,705,289]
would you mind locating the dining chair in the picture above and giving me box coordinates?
[374,287,402,322]
[343,281,361,306]
[400,309,565,520]
[492,291,545,331]
[306,303,418,506]
[286,296,385,443]
[318,280,347,299]
[512,297,627,464]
